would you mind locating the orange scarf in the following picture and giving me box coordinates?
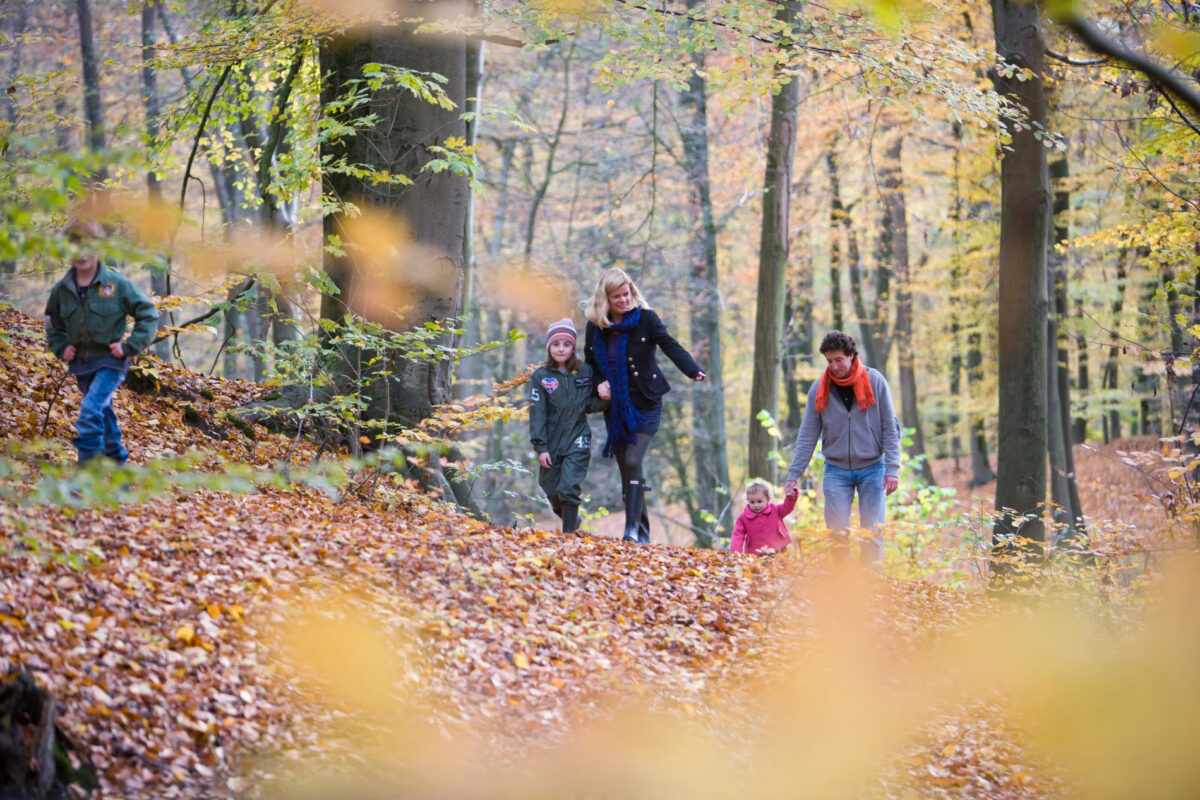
[814,356,875,413]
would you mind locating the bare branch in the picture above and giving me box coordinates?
[1055,9,1200,118]
[1044,46,1108,66]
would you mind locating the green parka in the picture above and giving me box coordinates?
[529,363,607,456]
[44,264,158,361]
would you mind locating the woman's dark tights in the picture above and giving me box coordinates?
[616,432,654,543]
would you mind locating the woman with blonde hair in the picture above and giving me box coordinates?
[584,268,706,543]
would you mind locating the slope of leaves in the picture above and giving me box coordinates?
[0,308,792,795]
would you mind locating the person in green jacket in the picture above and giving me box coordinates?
[528,318,607,533]
[44,219,159,465]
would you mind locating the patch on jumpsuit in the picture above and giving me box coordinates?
[540,376,559,394]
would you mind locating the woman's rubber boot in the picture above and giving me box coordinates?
[561,504,580,534]
[636,483,652,544]
[622,481,645,542]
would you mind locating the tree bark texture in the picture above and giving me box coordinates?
[319,15,468,425]
[991,0,1050,552]
[678,36,731,542]
[748,0,802,483]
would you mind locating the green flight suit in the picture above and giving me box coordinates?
[529,363,606,514]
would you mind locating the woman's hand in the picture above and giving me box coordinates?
[597,381,611,400]
[539,452,553,469]
[694,371,707,382]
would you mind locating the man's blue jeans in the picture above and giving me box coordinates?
[823,459,886,562]
[73,369,129,464]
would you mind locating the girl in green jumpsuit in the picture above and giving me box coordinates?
[529,319,607,532]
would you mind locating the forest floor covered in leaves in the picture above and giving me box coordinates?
[0,308,1190,799]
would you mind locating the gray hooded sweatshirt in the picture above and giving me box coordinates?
[786,365,901,481]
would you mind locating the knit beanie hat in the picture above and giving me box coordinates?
[547,318,577,347]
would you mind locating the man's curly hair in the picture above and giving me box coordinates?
[819,330,858,359]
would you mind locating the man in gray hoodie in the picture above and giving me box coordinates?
[784,331,900,563]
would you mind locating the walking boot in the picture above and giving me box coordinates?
[622,480,645,542]
[561,504,580,533]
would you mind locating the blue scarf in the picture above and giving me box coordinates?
[593,307,646,457]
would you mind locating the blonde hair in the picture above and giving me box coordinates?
[583,267,650,329]
[745,479,773,500]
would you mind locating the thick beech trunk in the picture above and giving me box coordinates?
[991,0,1051,560]
[319,18,468,422]
[748,0,802,483]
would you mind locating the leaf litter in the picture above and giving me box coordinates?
[1,308,1186,798]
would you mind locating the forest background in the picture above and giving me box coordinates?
[2,0,1200,796]
[4,0,1199,556]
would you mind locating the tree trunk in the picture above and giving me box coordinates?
[967,329,995,486]
[748,0,803,483]
[453,36,484,400]
[678,28,730,543]
[141,1,172,361]
[75,0,105,160]
[319,16,468,419]
[1073,289,1089,443]
[862,150,897,371]
[882,134,935,485]
[1049,155,1084,536]
[826,146,844,331]
[307,9,481,515]
[1102,255,1127,443]
[991,0,1050,560]
[1046,163,1073,536]
[948,122,965,472]
[783,272,813,433]
[0,672,97,799]
[0,2,29,288]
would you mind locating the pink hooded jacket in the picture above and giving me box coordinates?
[730,493,796,555]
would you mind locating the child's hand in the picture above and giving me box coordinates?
[597,381,611,400]
[539,452,553,469]
[109,341,125,358]
[62,345,76,363]
[785,481,799,498]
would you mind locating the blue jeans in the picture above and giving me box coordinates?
[73,369,129,464]
[824,460,886,562]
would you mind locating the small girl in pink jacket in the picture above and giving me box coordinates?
[729,479,798,555]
